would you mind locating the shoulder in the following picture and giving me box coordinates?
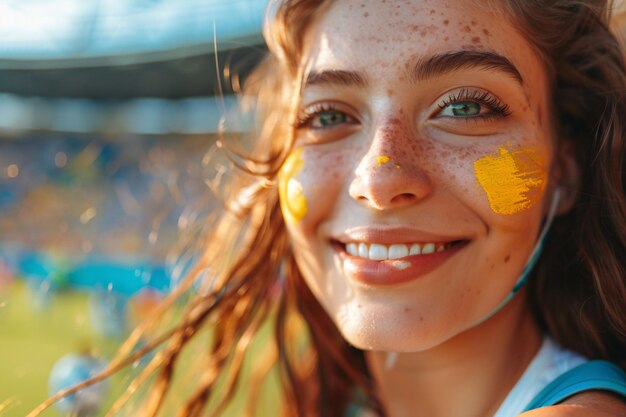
[517,391,626,417]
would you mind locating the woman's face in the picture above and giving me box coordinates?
[280,0,557,351]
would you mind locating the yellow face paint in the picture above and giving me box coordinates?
[279,148,308,224]
[377,155,390,166]
[474,147,547,215]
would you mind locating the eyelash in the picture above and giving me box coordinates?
[295,103,353,129]
[437,88,511,119]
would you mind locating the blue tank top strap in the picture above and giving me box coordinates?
[522,360,626,412]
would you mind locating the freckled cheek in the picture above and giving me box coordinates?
[415,127,551,211]
[304,160,349,222]
[409,140,483,194]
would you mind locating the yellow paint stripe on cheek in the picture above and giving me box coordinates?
[279,149,308,224]
[474,147,547,215]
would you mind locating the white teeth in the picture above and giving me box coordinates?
[421,243,435,254]
[409,244,421,255]
[358,243,368,258]
[345,242,449,260]
[388,244,408,259]
[369,244,388,260]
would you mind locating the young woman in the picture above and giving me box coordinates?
[31,1,626,416]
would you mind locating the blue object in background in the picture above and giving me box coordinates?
[18,251,71,290]
[48,353,109,417]
[71,262,170,296]
[17,250,170,296]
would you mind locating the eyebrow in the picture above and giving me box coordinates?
[409,50,524,85]
[303,50,523,89]
[304,69,368,89]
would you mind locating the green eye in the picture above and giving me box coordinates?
[296,104,358,131]
[314,110,348,127]
[441,101,481,117]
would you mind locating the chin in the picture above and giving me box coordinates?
[334,300,454,352]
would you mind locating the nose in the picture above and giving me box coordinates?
[349,128,433,210]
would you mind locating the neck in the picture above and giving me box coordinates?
[364,292,542,417]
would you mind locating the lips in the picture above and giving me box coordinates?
[332,226,469,286]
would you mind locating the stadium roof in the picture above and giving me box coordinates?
[0,0,267,68]
[0,0,268,99]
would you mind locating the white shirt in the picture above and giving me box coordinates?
[492,337,587,417]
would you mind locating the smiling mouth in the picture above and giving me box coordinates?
[332,240,466,261]
[331,238,469,286]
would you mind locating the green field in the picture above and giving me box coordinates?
[0,282,120,416]
[0,282,280,417]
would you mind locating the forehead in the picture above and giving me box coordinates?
[304,0,546,93]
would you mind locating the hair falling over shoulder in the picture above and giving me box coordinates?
[29,1,626,417]
[499,0,626,369]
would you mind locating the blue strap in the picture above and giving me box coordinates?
[523,360,626,412]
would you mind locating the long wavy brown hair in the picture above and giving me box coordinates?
[30,1,626,416]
